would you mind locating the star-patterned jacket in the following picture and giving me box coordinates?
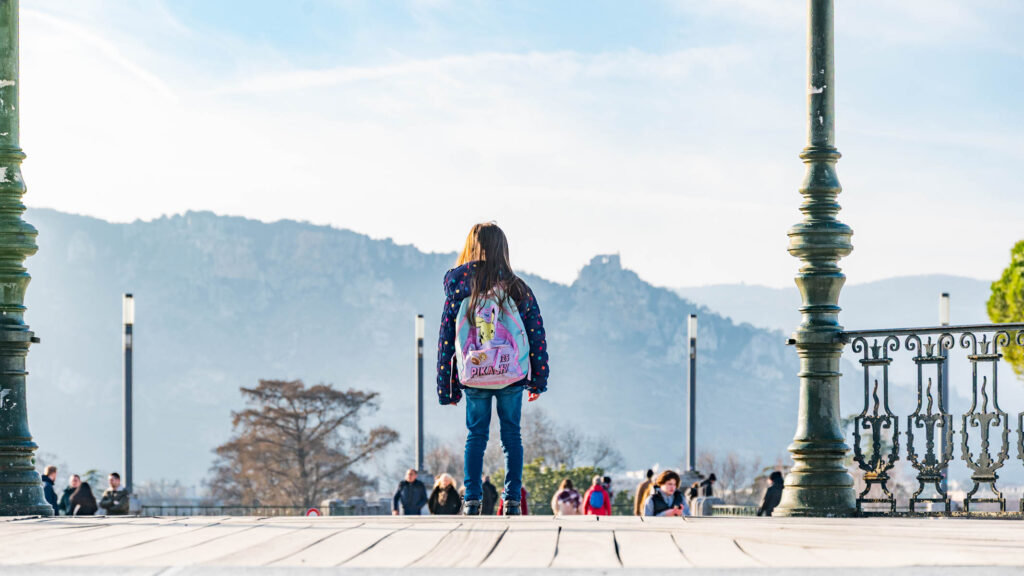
[436,261,549,405]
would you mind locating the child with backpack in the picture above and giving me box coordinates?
[436,223,550,516]
[583,475,612,516]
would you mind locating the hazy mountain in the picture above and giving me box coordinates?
[676,275,993,335]
[23,209,799,486]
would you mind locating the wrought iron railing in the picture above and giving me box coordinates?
[140,505,308,517]
[710,504,757,517]
[842,323,1024,515]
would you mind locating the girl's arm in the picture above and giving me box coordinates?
[517,286,549,395]
[436,292,462,405]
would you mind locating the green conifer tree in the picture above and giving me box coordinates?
[988,240,1024,378]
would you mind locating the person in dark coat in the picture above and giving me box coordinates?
[69,481,98,516]
[428,474,462,515]
[41,465,59,515]
[481,475,499,515]
[757,471,785,517]
[700,473,717,497]
[59,474,80,515]
[391,469,428,515]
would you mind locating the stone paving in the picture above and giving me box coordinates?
[3,514,1024,574]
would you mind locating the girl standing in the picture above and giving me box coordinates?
[436,223,550,516]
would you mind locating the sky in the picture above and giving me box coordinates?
[17,0,1024,288]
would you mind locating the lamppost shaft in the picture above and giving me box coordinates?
[415,315,424,473]
[0,0,52,516]
[939,293,950,495]
[687,314,697,471]
[123,294,134,494]
[775,0,856,517]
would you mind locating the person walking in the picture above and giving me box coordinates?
[552,478,582,516]
[99,472,130,515]
[41,465,59,515]
[392,469,428,516]
[69,480,98,516]
[436,223,550,516]
[428,473,463,515]
[497,486,529,515]
[757,471,785,517]
[481,475,499,515]
[642,470,688,517]
[700,473,717,497]
[59,474,80,515]
[633,469,654,516]
[583,475,612,516]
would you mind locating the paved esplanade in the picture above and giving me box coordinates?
[2,516,1024,574]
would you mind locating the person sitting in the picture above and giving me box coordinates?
[551,478,583,516]
[642,470,688,517]
[428,473,463,515]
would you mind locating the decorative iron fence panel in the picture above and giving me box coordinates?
[842,323,1024,515]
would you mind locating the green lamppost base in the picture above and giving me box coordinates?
[0,0,52,517]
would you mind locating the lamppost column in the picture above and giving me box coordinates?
[123,294,134,494]
[0,0,52,517]
[687,314,697,471]
[775,0,856,517]
[415,315,424,473]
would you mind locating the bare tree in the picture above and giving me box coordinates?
[208,380,398,507]
[424,436,464,482]
[697,451,762,505]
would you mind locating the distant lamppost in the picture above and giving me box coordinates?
[687,314,697,471]
[123,294,135,494]
[415,314,424,473]
[0,0,52,517]
[939,292,950,494]
[775,0,856,516]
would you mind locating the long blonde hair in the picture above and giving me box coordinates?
[455,223,527,322]
[434,473,456,490]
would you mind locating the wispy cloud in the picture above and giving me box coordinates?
[16,0,1024,290]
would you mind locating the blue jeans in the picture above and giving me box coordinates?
[463,385,523,504]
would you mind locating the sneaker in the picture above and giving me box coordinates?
[463,500,482,516]
[504,501,521,516]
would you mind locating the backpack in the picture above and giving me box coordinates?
[588,489,605,510]
[556,489,581,515]
[455,289,531,389]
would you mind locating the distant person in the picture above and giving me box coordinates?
[435,223,549,516]
[497,486,529,515]
[41,465,59,515]
[583,475,612,516]
[642,470,687,517]
[99,472,130,515]
[392,469,428,515]
[428,473,463,515]
[481,475,499,515]
[552,478,583,516]
[700,473,717,497]
[633,469,654,516]
[602,476,614,506]
[69,481,98,516]
[59,474,81,515]
[757,471,785,517]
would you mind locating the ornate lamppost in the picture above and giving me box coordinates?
[774,0,856,516]
[0,0,53,516]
